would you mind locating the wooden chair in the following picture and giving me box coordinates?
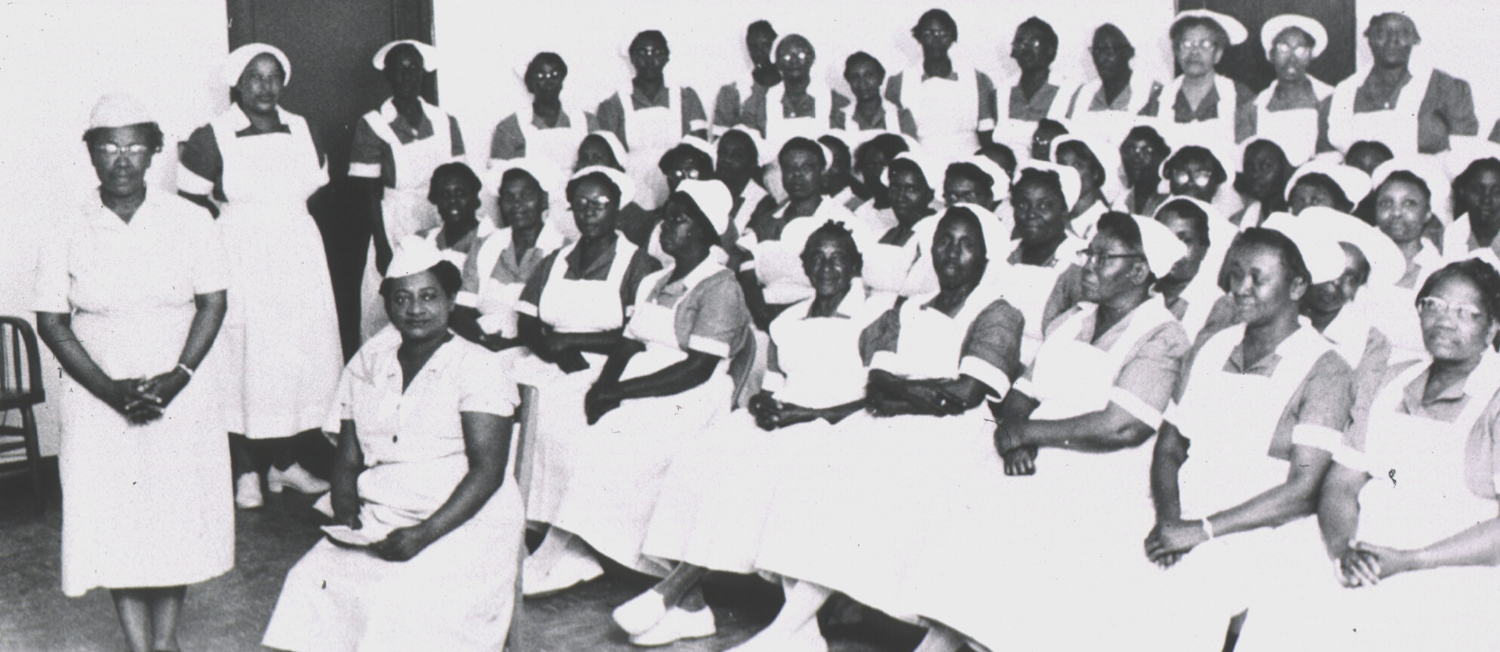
[503,383,540,652]
[0,316,47,517]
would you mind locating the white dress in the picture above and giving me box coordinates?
[739,199,867,307]
[32,191,234,597]
[261,330,524,652]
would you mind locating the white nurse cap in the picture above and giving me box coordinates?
[222,43,291,87]
[1262,14,1328,58]
[1369,156,1450,222]
[372,40,437,72]
[676,178,734,235]
[1174,9,1248,46]
[1287,160,1372,204]
[1130,214,1190,278]
[89,93,154,129]
[386,235,446,280]
[1016,160,1083,212]
[585,131,629,169]
[958,155,1012,201]
[1297,206,1408,287]
[572,164,637,207]
[1260,212,1348,285]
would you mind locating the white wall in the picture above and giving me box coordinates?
[0,0,229,455]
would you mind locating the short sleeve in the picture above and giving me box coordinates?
[1464,392,1500,499]
[620,248,664,310]
[447,115,466,157]
[960,299,1025,396]
[976,70,998,129]
[323,362,358,434]
[1110,322,1192,428]
[678,271,751,358]
[348,117,391,182]
[177,124,222,198]
[1285,351,1356,455]
[514,249,560,318]
[489,113,525,161]
[738,86,769,139]
[859,305,902,368]
[713,82,743,135]
[681,87,709,135]
[31,220,72,314]
[829,91,851,130]
[1343,359,1424,464]
[595,94,627,149]
[458,346,520,417]
[884,72,904,107]
[185,213,229,295]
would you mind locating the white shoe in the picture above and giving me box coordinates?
[613,590,668,635]
[235,473,263,509]
[628,606,716,647]
[267,463,330,495]
[522,546,603,596]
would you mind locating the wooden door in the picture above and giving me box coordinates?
[1181,0,1358,92]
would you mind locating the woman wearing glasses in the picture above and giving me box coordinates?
[736,33,827,202]
[884,9,998,161]
[1244,15,1334,167]
[490,52,587,173]
[1142,10,1255,158]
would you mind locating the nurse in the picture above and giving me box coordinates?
[711,20,780,139]
[1161,144,1239,217]
[450,159,566,350]
[884,9,998,160]
[620,139,716,251]
[1154,198,1223,339]
[350,40,465,342]
[737,33,827,201]
[849,132,912,220]
[1328,13,1479,156]
[1371,159,1448,291]
[1144,223,1355,649]
[489,52,587,172]
[1050,134,1121,240]
[1061,24,1164,149]
[862,153,943,298]
[1244,15,1334,165]
[593,30,709,210]
[1117,124,1172,214]
[1315,259,1500,652]
[1229,138,1294,228]
[1143,10,1254,156]
[523,180,754,602]
[1287,159,1370,214]
[832,52,917,137]
[994,17,1068,156]
[716,127,775,241]
[1443,156,1500,266]
[178,44,342,508]
[1005,162,1090,363]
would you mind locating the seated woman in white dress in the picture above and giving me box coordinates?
[522,180,753,597]
[261,239,524,652]
[861,153,942,297]
[1313,259,1500,652]
[1049,134,1120,240]
[738,205,1025,652]
[611,221,892,647]
[1003,162,1089,363]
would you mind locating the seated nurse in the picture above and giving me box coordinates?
[860,152,943,297]
[928,212,1192,652]
[522,180,753,597]
[1314,259,1500,652]
[617,221,892,647]
[1143,223,1355,650]
[261,239,524,652]
[1003,161,1089,363]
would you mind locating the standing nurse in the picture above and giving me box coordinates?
[884,9,998,161]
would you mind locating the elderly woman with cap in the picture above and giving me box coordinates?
[351,41,466,342]
[179,43,341,509]
[594,30,709,211]
[1051,134,1121,240]
[1312,258,1500,652]
[1328,13,1478,156]
[1244,15,1335,165]
[523,180,753,599]
[1230,138,1295,228]
[993,17,1068,158]
[490,52,586,172]
[1142,10,1255,156]
[832,52,918,138]
[35,93,231,652]
[711,20,781,139]
[885,9,998,161]
[925,212,1192,651]
[740,204,1023,652]
[1006,161,1090,363]
[261,238,524,652]
[1444,156,1500,268]
[1144,221,1355,649]
[1062,24,1164,149]
[1287,159,1371,215]
[1118,124,1172,215]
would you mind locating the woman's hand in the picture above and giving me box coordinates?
[1003,446,1037,476]
[748,392,782,431]
[103,378,162,424]
[1347,541,1421,582]
[1145,518,1209,566]
[479,334,515,352]
[585,383,622,425]
[137,368,191,411]
[1336,546,1383,587]
[370,525,437,562]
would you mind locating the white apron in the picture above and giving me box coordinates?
[1001,240,1082,365]
[358,101,461,341]
[1065,78,1154,150]
[620,86,686,211]
[1157,74,1239,156]
[902,66,983,161]
[862,219,940,299]
[208,108,342,440]
[1328,67,1433,157]
[1156,325,1335,649]
[540,264,736,574]
[471,226,563,338]
[518,105,586,172]
[1253,78,1331,166]
[761,84,829,203]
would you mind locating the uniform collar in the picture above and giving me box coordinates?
[799,278,869,320]
[231,103,290,136]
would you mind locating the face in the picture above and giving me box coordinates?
[498,175,546,231]
[1156,209,1209,281]
[1090,28,1133,81]
[931,214,988,288]
[844,59,884,101]
[385,46,425,100]
[1056,146,1102,194]
[1419,275,1498,362]
[775,38,814,81]
[1304,244,1366,313]
[575,138,619,171]
[569,178,618,238]
[944,175,993,209]
[1223,242,1305,326]
[1120,136,1164,182]
[658,198,708,257]
[1175,25,1223,78]
[1011,25,1054,72]
[856,149,893,201]
[236,54,285,115]
[630,37,669,76]
[385,270,454,341]
[526,58,565,98]
[1269,28,1314,84]
[746,28,776,67]
[662,156,704,192]
[90,125,156,198]
[1243,144,1288,198]
[1011,181,1069,244]
[1288,180,1339,215]
[1374,179,1430,245]
[1367,15,1418,68]
[1346,147,1392,175]
[914,15,956,56]
[1459,169,1500,225]
[1079,231,1146,302]
[716,135,756,183]
[888,167,934,219]
[1169,157,1220,200]
[802,234,858,300]
[780,149,823,200]
[430,176,480,225]
[1030,124,1066,161]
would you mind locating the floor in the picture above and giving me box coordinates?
[0,471,920,652]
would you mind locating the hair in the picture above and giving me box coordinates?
[1375,169,1432,204]
[781,136,827,170]
[1418,259,1500,344]
[1094,23,1134,53]
[666,190,722,246]
[1290,173,1354,212]
[525,52,568,82]
[717,129,759,166]
[801,219,865,277]
[1219,227,1311,292]
[945,162,995,198]
[498,167,544,197]
[1155,198,1211,247]
[1122,126,1171,160]
[1034,118,1069,139]
[378,260,463,300]
[578,133,624,171]
[1232,139,1292,198]
[1017,17,1059,54]
[857,133,911,167]
[976,143,1018,179]
[1055,140,1106,189]
[747,19,776,39]
[1165,145,1228,188]
[383,42,424,74]
[83,123,165,152]
[887,157,932,190]
[659,143,715,177]
[818,135,851,170]
[1012,167,1066,203]
[1347,140,1394,164]
[428,162,483,202]
[914,8,959,40]
[844,51,885,78]
[1366,12,1420,40]
[1170,15,1230,50]
[566,170,622,205]
[630,30,668,55]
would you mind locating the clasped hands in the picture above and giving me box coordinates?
[747,392,821,431]
[329,511,437,562]
[1143,518,1211,569]
[863,371,970,418]
[107,367,190,425]
[992,422,1038,476]
[1333,540,1418,588]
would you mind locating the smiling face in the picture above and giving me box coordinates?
[931,211,989,289]
[1420,274,1498,362]
[844,58,884,102]
[780,148,824,201]
[1175,24,1223,78]
[1374,178,1430,246]
[236,53,285,115]
[888,165,934,221]
[498,173,545,231]
[430,175,481,226]
[568,176,619,239]
[386,269,454,342]
[1223,241,1306,326]
[1011,179,1069,244]
[1079,230,1146,303]
[1367,14,1418,68]
[384,45,425,101]
[89,125,156,199]
[1269,28,1314,84]
[801,231,859,300]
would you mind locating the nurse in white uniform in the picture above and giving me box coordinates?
[1003,162,1090,364]
[489,52,587,173]
[860,152,942,298]
[1246,15,1334,166]
[1229,137,1295,229]
[1315,259,1500,652]
[884,9,998,161]
[1145,10,1254,158]
[1154,197,1226,340]
[1365,158,1449,356]
[737,33,831,203]
[1061,24,1163,150]
[1049,134,1121,240]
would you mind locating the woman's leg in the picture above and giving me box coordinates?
[147,586,187,652]
[614,563,711,633]
[727,577,833,651]
[228,433,255,478]
[110,589,153,652]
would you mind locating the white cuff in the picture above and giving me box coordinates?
[977,118,997,131]
[455,290,479,308]
[1291,424,1344,454]
[1012,377,1036,399]
[870,350,900,374]
[687,335,730,358]
[1332,444,1371,475]
[513,301,538,318]
[176,168,215,195]
[959,356,1012,398]
[348,162,382,178]
[738,259,757,272]
[762,371,787,393]
[1109,387,1164,429]
[688,119,710,132]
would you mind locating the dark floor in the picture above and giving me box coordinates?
[0,469,916,652]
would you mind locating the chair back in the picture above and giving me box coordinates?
[0,317,44,408]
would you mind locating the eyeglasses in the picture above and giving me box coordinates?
[1076,248,1144,268]
[1417,296,1488,323]
[1176,39,1219,53]
[917,27,952,38]
[1172,170,1215,186]
[666,168,701,180]
[530,69,563,81]
[571,196,613,210]
[1271,43,1313,58]
[777,50,811,64]
[93,143,152,156]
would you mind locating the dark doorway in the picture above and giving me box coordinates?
[226,0,436,359]
[1180,0,1359,92]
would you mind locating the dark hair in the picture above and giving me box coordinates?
[818,135,851,175]
[1171,15,1230,50]
[83,123,165,152]
[1347,140,1393,163]
[666,190,722,245]
[525,52,567,83]
[1418,260,1500,347]
[1094,23,1134,54]
[1122,126,1171,159]
[1155,198,1211,247]
[428,162,483,202]
[1035,118,1069,139]
[659,143,715,177]
[1012,167,1066,203]
[1096,211,1153,282]
[567,171,622,205]
[801,219,864,277]
[844,51,885,78]
[1453,158,1500,213]
[1055,139,1106,188]
[945,162,995,198]
[383,42,424,73]
[936,206,989,257]
[1017,17,1059,55]
[1366,12,1420,40]
[1165,145,1228,187]
[578,134,623,170]
[747,20,776,39]
[1290,173,1354,212]
[780,136,827,170]
[1219,227,1311,292]
[976,143,1018,179]
[717,129,759,166]
[1232,139,1292,198]
[1375,169,1431,204]
[630,30,668,55]
[378,260,463,300]
[856,133,911,167]
[498,167,544,196]
[914,9,959,40]
[887,157,932,190]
